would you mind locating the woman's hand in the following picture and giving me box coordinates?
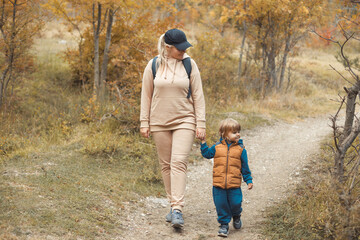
[196,128,206,140]
[140,127,150,138]
[247,183,253,190]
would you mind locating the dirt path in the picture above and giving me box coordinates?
[119,117,331,240]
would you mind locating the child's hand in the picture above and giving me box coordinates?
[196,128,206,140]
[247,183,253,190]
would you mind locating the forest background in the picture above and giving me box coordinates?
[0,0,359,239]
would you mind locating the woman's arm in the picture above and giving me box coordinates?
[190,59,206,129]
[140,59,154,130]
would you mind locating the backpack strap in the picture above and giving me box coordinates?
[151,56,192,99]
[182,57,192,98]
[151,56,158,80]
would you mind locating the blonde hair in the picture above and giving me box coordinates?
[219,118,241,139]
[156,33,173,67]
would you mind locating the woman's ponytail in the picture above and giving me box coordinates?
[157,33,171,67]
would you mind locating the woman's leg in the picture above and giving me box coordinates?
[152,131,173,202]
[170,129,195,211]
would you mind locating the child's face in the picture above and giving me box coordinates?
[226,130,240,143]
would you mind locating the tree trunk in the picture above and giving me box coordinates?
[334,150,346,182]
[93,2,101,99]
[0,0,16,110]
[78,37,85,90]
[237,21,247,84]
[268,49,277,89]
[99,8,114,102]
[279,36,290,90]
[0,80,3,109]
[343,85,360,140]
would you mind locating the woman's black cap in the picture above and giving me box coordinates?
[164,29,192,51]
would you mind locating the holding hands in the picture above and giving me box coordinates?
[196,128,206,141]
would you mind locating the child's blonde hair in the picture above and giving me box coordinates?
[219,118,241,139]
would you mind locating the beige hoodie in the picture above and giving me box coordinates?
[140,53,206,131]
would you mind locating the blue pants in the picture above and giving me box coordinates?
[212,186,243,224]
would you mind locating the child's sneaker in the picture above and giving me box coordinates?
[233,215,242,229]
[171,209,184,228]
[218,224,229,237]
[165,208,172,223]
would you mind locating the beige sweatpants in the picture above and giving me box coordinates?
[152,129,195,212]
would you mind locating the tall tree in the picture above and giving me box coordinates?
[218,0,326,93]
[0,0,43,111]
[47,0,175,106]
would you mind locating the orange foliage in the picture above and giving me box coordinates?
[47,0,178,125]
[0,0,45,109]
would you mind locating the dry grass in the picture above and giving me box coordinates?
[0,125,164,239]
[262,139,360,239]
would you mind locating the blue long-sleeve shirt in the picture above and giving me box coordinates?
[200,138,253,184]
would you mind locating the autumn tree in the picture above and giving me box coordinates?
[0,0,43,111]
[46,0,120,102]
[47,0,176,123]
[47,0,174,108]
[218,0,326,94]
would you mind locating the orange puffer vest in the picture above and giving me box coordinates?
[213,140,244,189]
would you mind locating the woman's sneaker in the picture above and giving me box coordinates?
[171,209,184,228]
[233,215,242,229]
[218,224,229,237]
[165,208,172,223]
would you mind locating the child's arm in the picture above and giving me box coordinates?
[240,148,253,189]
[200,141,216,159]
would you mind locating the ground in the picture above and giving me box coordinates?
[118,116,331,240]
[0,116,331,239]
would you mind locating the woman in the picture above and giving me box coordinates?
[140,28,206,229]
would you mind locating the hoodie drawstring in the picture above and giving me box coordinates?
[171,60,177,83]
[163,57,178,83]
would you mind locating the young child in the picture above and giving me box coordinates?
[200,118,253,237]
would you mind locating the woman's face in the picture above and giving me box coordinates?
[166,45,185,60]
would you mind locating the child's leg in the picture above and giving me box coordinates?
[212,186,232,224]
[152,131,173,203]
[170,129,195,212]
[227,187,243,217]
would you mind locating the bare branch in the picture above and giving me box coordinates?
[330,96,345,152]
[342,16,359,26]
[310,29,341,47]
[348,156,360,194]
[329,64,355,85]
[340,33,360,82]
